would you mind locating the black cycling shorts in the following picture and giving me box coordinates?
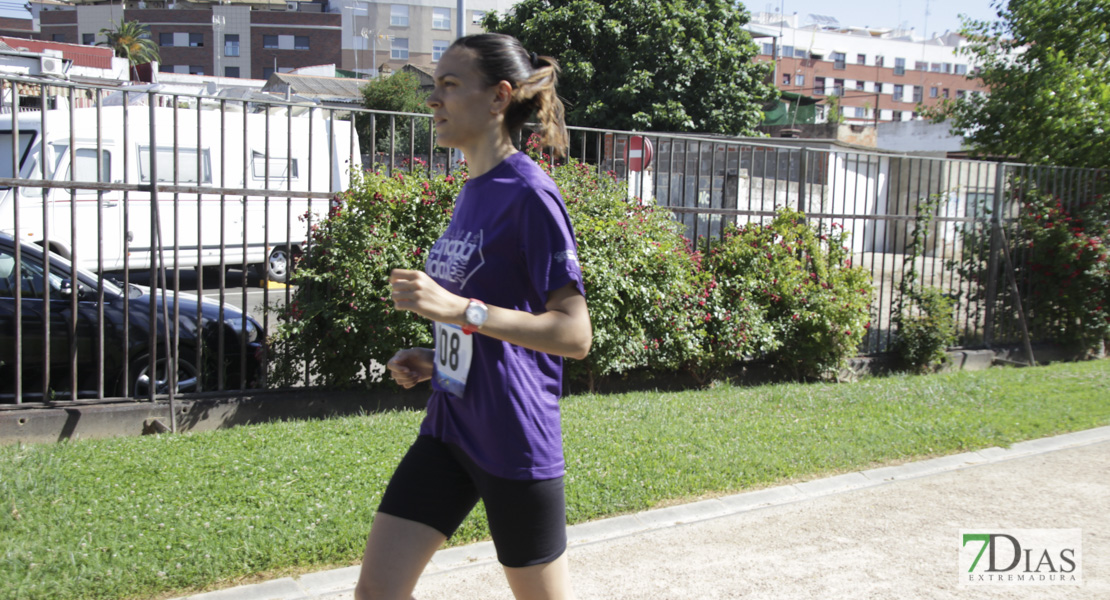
[377,434,567,568]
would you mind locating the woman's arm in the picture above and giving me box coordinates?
[389,269,592,360]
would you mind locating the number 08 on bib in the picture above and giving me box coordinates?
[433,322,473,399]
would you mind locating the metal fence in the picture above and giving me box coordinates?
[2,77,1105,405]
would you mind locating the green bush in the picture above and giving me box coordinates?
[269,142,876,388]
[524,139,706,385]
[268,166,462,388]
[892,287,958,373]
[708,209,873,379]
[1018,193,1110,352]
[950,181,1110,355]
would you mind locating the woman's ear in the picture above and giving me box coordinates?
[490,80,513,115]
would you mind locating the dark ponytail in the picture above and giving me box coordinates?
[450,33,569,158]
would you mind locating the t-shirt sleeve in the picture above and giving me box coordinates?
[519,189,585,302]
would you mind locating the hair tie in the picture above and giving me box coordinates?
[530,52,539,68]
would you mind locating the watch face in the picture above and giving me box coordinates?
[466,301,488,326]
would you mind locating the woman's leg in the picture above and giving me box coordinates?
[354,512,446,600]
[356,436,480,600]
[503,552,576,600]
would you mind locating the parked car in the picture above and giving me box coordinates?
[0,233,265,402]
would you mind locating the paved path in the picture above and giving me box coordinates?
[174,426,1110,600]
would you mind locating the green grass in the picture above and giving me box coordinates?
[3,360,1110,600]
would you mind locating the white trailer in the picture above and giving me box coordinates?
[0,104,360,282]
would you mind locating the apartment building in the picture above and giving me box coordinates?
[750,12,988,124]
[32,0,517,80]
[336,0,516,77]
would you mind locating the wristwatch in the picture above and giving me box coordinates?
[462,298,488,335]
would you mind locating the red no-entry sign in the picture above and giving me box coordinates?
[625,135,653,172]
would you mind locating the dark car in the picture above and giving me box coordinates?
[0,234,265,402]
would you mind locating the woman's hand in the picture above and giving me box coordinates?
[389,269,468,325]
[386,348,434,388]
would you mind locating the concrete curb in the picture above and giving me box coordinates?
[171,425,1110,600]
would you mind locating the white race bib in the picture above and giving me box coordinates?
[433,322,473,399]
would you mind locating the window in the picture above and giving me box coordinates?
[875,55,884,68]
[856,80,865,91]
[913,86,923,103]
[854,107,866,118]
[471,10,485,25]
[832,52,846,69]
[160,32,174,47]
[52,34,65,43]
[138,147,212,184]
[82,33,95,45]
[929,86,938,98]
[857,53,866,65]
[0,248,52,299]
[956,89,967,99]
[263,35,279,49]
[294,36,309,50]
[251,151,299,181]
[390,5,409,27]
[432,7,451,30]
[762,43,775,56]
[894,57,906,76]
[892,110,903,121]
[159,64,174,73]
[189,65,204,75]
[225,66,240,78]
[832,78,844,96]
[432,40,449,62]
[77,148,111,183]
[262,67,275,80]
[893,84,904,102]
[391,37,408,60]
[783,45,794,57]
[942,88,949,99]
[189,32,203,47]
[955,64,968,75]
[943,63,952,73]
[930,62,942,72]
[782,73,791,86]
[794,74,804,86]
[814,76,825,96]
[915,61,927,71]
[225,34,239,57]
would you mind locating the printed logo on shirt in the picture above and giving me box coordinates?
[554,249,578,264]
[426,229,485,289]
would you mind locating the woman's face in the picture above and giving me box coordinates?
[427,47,506,151]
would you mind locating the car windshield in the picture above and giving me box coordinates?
[0,130,38,187]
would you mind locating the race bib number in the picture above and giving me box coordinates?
[433,322,473,399]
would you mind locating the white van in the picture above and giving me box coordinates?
[0,104,360,282]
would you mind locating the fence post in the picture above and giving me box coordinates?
[797,147,808,215]
[982,164,1006,346]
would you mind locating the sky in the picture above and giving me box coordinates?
[754,0,1002,37]
[0,0,1004,36]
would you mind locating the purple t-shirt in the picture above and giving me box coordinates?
[420,152,584,481]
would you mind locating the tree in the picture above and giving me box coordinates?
[358,71,433,159]
[930,0,1110,168]
[484,0,776,135]
[97,20,160,78]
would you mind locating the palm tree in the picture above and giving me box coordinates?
[98,20,160,79]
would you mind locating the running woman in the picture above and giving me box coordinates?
[354,33,591,600]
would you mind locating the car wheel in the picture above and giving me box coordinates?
[127,355,201,398]
[264,246,293,283]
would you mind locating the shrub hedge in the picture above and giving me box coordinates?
[269,141,875,388]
